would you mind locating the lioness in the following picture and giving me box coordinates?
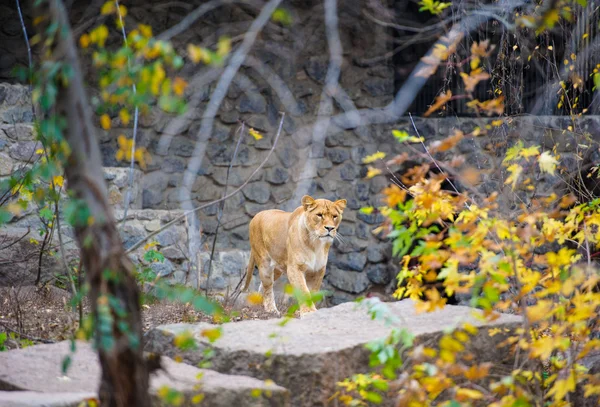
[243,195,346,316]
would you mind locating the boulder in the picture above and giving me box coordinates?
[0,341,289,407]
[145,300,522,407]
[0,391,96,407]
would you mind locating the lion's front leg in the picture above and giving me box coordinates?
[306,267,326,293]
[287,264,317,317]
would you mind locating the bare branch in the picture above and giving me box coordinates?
[125,112,285,255]
[178,0,283,268]
[205,122,245,295]
[114,0,140,229]
[291,0,343,204]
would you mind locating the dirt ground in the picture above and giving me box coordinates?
[0,285,280,350]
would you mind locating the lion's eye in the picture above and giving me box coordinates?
[333,216,338,220]
[317,213,323,218]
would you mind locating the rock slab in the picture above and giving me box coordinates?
[0,341,289,407]
[145,300,522,407]
[0,391,96,407]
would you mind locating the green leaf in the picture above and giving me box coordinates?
[172,55,184,70]
[272,8,293,26]
[392,129,410,142]
[594,73,600,92]
[0,210,13,225]
[39,206,54,221]
[364,391,383,404]
[0,331,7,350]
[143,250,165,263]
[61,355,72,374]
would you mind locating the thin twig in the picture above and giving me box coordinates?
[115,0,139,229]
[156,0,237,41]
[0,228,30,251]
[409,112,465,199]
[35,219,55,286]
[54,194,78,296]
[15,0,33,95]
[125,113,285,254]
[205,122,245,295]
[0,321,56,344]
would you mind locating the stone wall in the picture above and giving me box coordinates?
[0,1,599,305]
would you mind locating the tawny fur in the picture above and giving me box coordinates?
[243,195,346,316]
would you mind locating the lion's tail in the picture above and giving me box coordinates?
[242,252,256,292]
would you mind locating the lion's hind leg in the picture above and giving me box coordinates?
[258,260,279,315]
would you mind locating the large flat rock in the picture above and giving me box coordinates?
[0,341,289,406]
[0,391,96,407]
[145,300,522,406]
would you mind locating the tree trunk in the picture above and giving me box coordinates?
[31,1,151,405]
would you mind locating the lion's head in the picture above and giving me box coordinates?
[301,195,347,242]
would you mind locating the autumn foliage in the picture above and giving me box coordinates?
[338,30,600,407]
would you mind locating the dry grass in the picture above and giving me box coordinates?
[0,285,288,350]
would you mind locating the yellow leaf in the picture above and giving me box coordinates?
[100,114,111,130]
[90,25,109,47]
[383,184,406,208]
[144,241,158,251]
[456,388,484,401]
[119,109,130,125]
[187,44,210,64]
[423,91,452,117]
[504,163,522,190]
[52,175,64,188]
[547,370,576,402]
[217,36,231,57]
[138,24,152,38]
[526,300,553,323]
[360,207,374,215]
[117,4,127,17]
[100,1,115,15]
[519,145,540,159]
[539,151,559,175]
[29,238,39,245]
[35,148,44,155]
[79,34,90,49]
[191,394,205,404]
[460,70,490,93]
[470,56,480,70]
[249,128,263,140]
[173,77,187,96]
[362,151,386,164]
[200,328,222,343]
[366,167,382,179]
[247,292,264,306]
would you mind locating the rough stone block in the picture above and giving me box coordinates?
[145,301,522,407]
[103,167,143,210]
[1,123,34,140]
[0,341,289,406]
[326,267,370,293]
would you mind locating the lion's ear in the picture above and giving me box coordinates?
[301,195,316,211]
[334,199,347,211]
